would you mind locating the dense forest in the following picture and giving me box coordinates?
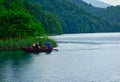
[24,1,62,35]
[0,0,62,40]
[0,0,44,39]
[68,0,120,28]
[0,0,59,49]
[30,0,120,34]
[1,0,120,38]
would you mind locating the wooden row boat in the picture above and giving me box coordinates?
[20,47,52,53]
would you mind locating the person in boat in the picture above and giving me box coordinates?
[32,42,36,48]
[44,42,52,49]
[32,42,40,49]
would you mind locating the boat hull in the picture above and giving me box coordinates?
[20,47,52,53]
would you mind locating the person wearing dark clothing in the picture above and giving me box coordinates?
[32,42,40,49]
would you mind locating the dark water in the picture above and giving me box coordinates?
[1,33,120,82]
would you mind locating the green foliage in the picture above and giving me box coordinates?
[0,0,45,39]
[0,37,57,50]
[68,0,120,31]
[24,1,62,35]
[1,0,120,37]
[32,0,120,33]
[0,0,60,50]
[101,6,120,23]
[42,13,62,35]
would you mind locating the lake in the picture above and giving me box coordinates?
[0,33,120,82]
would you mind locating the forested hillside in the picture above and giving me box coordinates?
[68,0,103,17]
[0,0,62,40]
[24,1,62,35]
[31,0,120,33]
[0,0,45,39]
[0,0,59,49]
[68,0,120,26]
[98,6,120,24]
[1,0,120,36]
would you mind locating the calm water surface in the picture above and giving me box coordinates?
[1,33,120,82]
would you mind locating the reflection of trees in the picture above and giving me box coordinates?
[0,50,33,81]
[0,50,32,63]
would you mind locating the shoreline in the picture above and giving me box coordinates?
[0,37,57,51]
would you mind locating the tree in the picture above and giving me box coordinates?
[24,2,62,35]
[0,0,45,39]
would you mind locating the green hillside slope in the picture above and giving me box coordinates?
[32,0,120,33]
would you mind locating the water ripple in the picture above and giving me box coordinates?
[57,41,120,45]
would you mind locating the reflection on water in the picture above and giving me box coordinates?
[0,50,32,63]
[0,50,33,82]
[1,33,120,82]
